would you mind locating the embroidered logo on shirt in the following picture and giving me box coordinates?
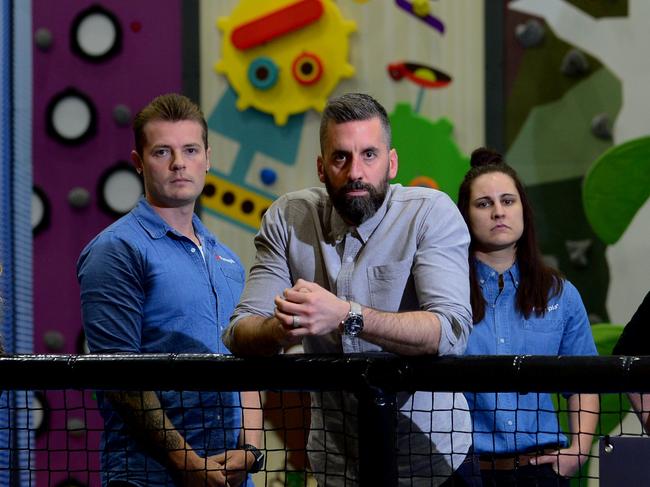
[547,303,559,312]
[216,255,236,264]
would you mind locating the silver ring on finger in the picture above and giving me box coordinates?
[292,315,301,328]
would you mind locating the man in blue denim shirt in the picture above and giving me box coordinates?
[77,94,262,487]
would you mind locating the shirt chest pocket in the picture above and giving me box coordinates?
[367,259,412,312]
[518,318,563,354]
[214,262,244,306]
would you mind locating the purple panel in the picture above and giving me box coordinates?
[32,1,183,485]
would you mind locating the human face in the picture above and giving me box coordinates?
[317,117,398,225]
[132,120,210,210]
[468,171,524,254]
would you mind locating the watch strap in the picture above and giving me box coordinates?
[349,301,362,315]
[242,443,264,472]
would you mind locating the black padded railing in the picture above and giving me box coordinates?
[1,353,649,487]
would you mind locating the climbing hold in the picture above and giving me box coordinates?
[591,113,612,140]
[561,48,589,77]
[515,19,545,48]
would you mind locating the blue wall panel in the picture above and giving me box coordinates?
[1,0,34,484]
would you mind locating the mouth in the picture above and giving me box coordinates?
[346,189,369,197]
[491,224,510,231]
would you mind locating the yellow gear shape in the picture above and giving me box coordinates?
[215,0,356,126]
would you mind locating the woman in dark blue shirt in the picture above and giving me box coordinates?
[456,148,599,486]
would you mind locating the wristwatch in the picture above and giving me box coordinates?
[341,301,364,336]
[242,443,265,473]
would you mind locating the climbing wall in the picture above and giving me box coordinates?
[501,0,642,324]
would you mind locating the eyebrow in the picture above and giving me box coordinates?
[330,145,379,155]
[473,193,518,201]
[149,144,170,151]
[150,142,202,150]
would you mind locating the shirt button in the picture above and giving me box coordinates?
[345,256,353,263]
[499,338,505,344]
[191,248,196,253]
[507,420,513,426]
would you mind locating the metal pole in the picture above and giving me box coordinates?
[358,385,398,487]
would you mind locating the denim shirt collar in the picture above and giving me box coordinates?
[131,197,216,247]
[328,184,392,244]
[474,257,520,289]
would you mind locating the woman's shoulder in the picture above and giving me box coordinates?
[547,277,590,320]
[556,277,579,298]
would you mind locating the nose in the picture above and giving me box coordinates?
[169,150,186,170]
[492,202,505,219]
[347,155,363,181]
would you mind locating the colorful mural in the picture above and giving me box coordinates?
[200,0,485,267]
[215,0,356,126]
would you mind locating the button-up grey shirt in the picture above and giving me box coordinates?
[225,184,472,486]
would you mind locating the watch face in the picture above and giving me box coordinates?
[344,314,364,336]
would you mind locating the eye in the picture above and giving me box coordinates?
[475,200,491,208]
[332,152,348,164]
[363,150,376,161]
[153,148,169,158]
[503,198,515,206]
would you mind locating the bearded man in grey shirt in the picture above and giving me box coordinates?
[223,93,473,486]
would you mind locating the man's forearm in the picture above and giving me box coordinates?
[361,309,442,355]
[240,391,263,447]
[106,390,203,472]
[229,315,286,356]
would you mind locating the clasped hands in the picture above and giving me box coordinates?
[182,449,252,487]
[274,279,351,337]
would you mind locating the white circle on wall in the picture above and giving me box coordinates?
[76,12,117,58]
[31,391,49,438]
[31,186,50,234]
[32,393,45,431]
[51,95,92,141]
[101,165,143,215]
[32,190,44,229]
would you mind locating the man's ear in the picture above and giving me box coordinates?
[388,148,398,180]
[131,150,143,175]
[206,146,212,173]
[317,156,326,183]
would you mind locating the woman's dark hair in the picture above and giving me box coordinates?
[457,147,563,323]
